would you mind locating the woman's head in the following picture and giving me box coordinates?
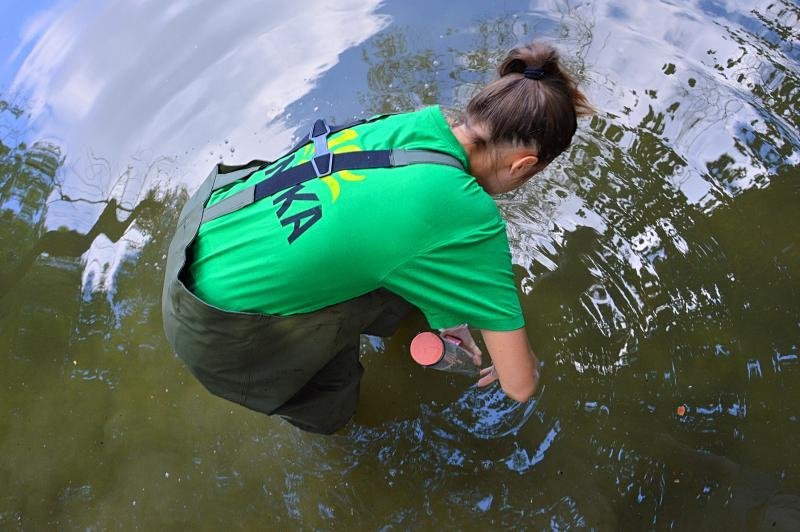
[456,41,593,194]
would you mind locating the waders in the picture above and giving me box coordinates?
[162,117,463,433]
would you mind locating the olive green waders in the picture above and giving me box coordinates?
[162,118,465,434]
[161,160,412,434]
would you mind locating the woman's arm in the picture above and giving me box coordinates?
[478,327,540,402]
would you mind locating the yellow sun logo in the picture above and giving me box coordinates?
[296,128,366,203]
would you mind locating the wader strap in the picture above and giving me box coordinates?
[389,149,465,170]
[208,115,396,194]
[288,120,360,154]
[200,148,465,224]
[202,186,256,223]
[309,119,333,178]
[287,113,398,154]
[212,164,269,191]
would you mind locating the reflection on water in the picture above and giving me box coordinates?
[442,384,542,440]
[1,0,799,529]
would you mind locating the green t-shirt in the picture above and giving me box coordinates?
[188,106,524,331]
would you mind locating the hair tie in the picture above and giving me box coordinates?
[523,67,545,80]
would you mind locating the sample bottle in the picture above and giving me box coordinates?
[409,331,479,376]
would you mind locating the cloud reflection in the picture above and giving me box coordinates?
[10,0,389,206]
[7,0,388,292]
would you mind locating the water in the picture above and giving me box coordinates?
[1,0,798,528]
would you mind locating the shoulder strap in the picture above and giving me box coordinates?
[211,163,269,191]
[201,148,465,224]
[200,115,465,225]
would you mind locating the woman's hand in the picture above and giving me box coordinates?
[439,323,482,366]
[477,365,499,387]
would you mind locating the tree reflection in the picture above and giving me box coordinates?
[358,15,528,115]
[0,128,63,273]
[358,30,440,114]
[446,15,520,104]
[0,97,187,343]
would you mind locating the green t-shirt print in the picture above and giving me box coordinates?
[188,106,524,331]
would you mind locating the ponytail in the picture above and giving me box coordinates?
[466,42,594,165]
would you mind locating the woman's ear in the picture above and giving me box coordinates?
[509,153,539,178]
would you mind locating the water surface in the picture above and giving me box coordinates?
[1,0,799,529]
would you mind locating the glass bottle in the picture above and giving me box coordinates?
[409,331,479,376]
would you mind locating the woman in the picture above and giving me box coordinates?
[162,41,593,434]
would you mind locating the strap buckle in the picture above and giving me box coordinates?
[309,118,333,177]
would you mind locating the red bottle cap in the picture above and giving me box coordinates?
[410,332,445,366]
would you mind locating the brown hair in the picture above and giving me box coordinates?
[465,41,594,166]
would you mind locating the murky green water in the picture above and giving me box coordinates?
[1,0,799,529]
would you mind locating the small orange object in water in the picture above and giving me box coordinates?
[677,405,687,416]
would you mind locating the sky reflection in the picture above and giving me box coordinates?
[4,0,389,294]
[8,0,388,230]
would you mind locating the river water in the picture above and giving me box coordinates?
[1,0,798,529]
